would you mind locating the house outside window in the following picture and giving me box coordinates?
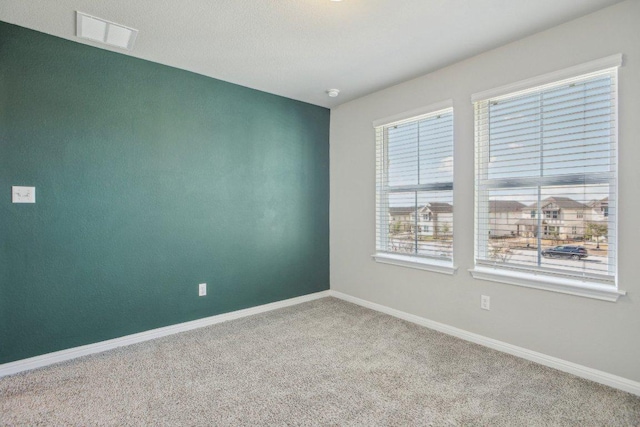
[471,56,623,301]
[544,210,559,219]
[374,101,455,274]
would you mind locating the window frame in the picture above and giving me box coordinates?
[372,100,457,275]
[470,55,625,302]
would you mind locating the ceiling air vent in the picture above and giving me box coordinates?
[76,11,138,50]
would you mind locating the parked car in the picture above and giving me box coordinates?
[541,245,588,260]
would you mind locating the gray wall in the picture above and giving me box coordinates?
[330,0,640,382]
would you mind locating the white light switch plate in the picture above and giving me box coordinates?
[12,186,36,203]
[199,283,207,297]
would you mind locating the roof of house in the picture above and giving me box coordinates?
[526,196,587,210]
[489,200,526,213]
[422,202,453,214]
[389,206,416,216]
[587,197,609,208]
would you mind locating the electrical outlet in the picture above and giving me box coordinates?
[481,295,490,310]
[198,283,207,297]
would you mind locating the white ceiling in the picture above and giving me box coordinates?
[0,0,624,108]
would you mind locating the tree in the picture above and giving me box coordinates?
[490,243,513,263]
[586,222,607,249]
[390,221,402,235]
[398,239,415,254]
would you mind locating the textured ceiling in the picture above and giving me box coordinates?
[0,0,624,108]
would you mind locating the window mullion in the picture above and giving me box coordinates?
[608,72,618,277]
[476,101,490,261]
[537,92,543,266]
[415,124,420,255]
[380,127,390,251]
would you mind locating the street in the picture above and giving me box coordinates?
[388,236,610,275]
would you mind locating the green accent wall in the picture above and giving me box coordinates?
[0,22,329,364]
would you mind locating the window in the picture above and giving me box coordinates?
[471,56,624,301]
[373,102,455,274]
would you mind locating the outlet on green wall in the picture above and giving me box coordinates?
[0,21,330,364]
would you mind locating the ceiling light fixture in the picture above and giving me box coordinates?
[76,11,138,50]
[327,89,340,97]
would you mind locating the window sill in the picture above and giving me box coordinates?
[469,266,625,302]
[372,253,457,275]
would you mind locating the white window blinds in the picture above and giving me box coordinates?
[474,67,618,285]
[375,108,454,263]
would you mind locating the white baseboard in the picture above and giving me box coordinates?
[328,290,640,396]
[0,290,331,378]
[4,289,638,397]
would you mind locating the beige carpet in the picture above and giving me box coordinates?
[1,297,639,426]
